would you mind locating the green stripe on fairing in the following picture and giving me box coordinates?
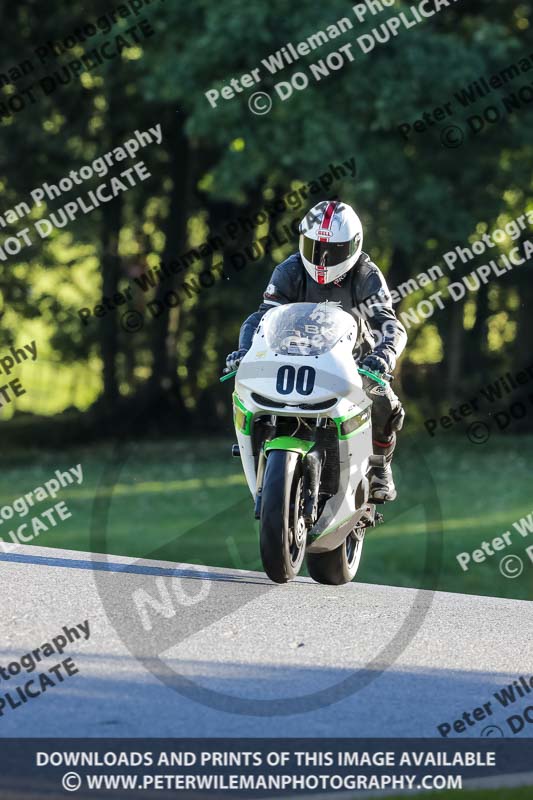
[308,513,355,541]
[232,392,253,435]
[333,404,372,440]
[337,421,371,440]
[232,392,247,414]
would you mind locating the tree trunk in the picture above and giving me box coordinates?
[444,298,465,400]
[148,112,193,399]
[99,188,123,413]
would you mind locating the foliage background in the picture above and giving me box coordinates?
[0,0,531,598]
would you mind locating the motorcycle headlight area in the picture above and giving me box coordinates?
[334,407,371,439]
[233,393,253,435]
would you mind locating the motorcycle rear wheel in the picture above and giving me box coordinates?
[260,450,306,584]
[306,529,365,585]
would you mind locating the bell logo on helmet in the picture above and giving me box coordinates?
[317,229,333,238]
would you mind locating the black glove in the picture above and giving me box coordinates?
[360,353,389,375]
[225,348,248,372]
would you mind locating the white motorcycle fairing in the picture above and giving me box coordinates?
[231,302,375,552]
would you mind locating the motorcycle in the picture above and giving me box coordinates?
[221,301,388,585]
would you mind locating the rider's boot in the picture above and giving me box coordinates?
[369,436,397,503]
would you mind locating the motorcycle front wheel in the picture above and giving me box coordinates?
[260,450,306,584]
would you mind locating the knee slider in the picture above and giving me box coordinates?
[390,405,405,433]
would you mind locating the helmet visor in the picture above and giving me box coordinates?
[300,233,359,268]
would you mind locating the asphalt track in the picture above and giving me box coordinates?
[0,543,531,739]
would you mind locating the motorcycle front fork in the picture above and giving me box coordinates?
[302,450,322,525]
[254,415,325,524]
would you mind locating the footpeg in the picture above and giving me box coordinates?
[232,444,240,457]
[360,505,384,529]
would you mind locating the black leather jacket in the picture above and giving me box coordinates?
[239,251,407,371]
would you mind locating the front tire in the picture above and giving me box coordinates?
[306,529,365,585]
[260,450,306,584]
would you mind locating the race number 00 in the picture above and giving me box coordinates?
[276,365,315,396]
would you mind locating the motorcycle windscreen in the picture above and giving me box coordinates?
[262,302,355,356]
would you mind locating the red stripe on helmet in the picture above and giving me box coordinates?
[318,201,337,241]
[315,267,326,284]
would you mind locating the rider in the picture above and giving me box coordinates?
[225,200,406,502]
